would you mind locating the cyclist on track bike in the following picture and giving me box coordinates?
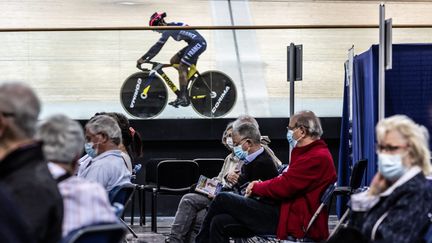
[136,12,207,108]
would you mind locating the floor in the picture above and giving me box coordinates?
[122,215,339,242]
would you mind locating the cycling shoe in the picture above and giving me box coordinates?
[169,96,190,108]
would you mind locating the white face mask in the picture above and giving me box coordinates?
[286,130,298,148]
[226,137,234,149]
[377,153,407,181]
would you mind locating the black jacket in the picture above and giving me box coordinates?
[351,173,432,243]
[237,149,279,187]
[0,142,63,243]
[0,185,34,243]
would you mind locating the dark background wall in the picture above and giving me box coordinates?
[79,117,341,216]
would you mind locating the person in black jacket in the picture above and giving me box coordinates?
[0,184,34,243]
[330,115,432,243]
[196,122,279,243]
[231,122,279,189]
[0,82,63,243]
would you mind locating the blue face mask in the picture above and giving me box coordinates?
[84,142,98,158]
[233,144,248,160]
[286,130,298,148]
[377,153,406,181]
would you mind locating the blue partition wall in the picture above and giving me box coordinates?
[337,44,432,214]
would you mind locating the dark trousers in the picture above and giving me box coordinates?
[195,192,280,243]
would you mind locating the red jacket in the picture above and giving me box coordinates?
[252,139,336,241]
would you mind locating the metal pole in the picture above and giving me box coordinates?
[348,46,354,123]
[289,43,296,116]
[1,23,432,32]
[378,3,385,120]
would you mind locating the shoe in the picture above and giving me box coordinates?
[168,100,179,108]
[168,96,190,108]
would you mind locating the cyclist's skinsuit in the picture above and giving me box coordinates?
[143,22,207,67]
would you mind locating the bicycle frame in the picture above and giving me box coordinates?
[139,61,200,99]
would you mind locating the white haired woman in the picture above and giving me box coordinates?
[348,115,432,243]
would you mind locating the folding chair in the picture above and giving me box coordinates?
[143,160,199,232]
[193,158,225,178]
[226,183,336,243]
[110,183,138,238]
[329,159,368,238]
[129,164,143,226]
[65,223,126,243]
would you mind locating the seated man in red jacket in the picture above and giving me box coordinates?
[195,110,337,243]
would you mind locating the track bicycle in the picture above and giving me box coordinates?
[120,61,237,119]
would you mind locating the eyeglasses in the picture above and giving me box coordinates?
[376,144,408,152]
[0,112,14,118]
[287,124,308,131]
[233,138,249,147]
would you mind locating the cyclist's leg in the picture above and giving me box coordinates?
[180,41,206,67]
[168,47,189,107]
[176,46,189,97]
[179,41,206,87]
[170,42,206,107]
[170,47,186,66]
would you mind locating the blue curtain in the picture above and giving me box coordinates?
[351,45,379,185]
[338,44,432,214]
[336,64,352,216]
[385,44,432,145]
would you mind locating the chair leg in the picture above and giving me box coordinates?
[120,218,138,238]
[151,188,157,233]
[139,186,145,226]
[131,191,135,225]
[329,208,350,239]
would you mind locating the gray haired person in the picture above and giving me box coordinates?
[0,82,63,243]
[232,114,283,168]
[78,115,131,197]
[36,114,117,238]
[166,122,241,243]
[230,122,279,188]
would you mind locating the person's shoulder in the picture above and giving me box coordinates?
[405,173,432,195]
[99,151,124,163]
[167,22,187,26]
[66,177,108,195]
[259,148,274,160]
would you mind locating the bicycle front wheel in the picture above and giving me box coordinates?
[120,72,168,119]
[190,71,237,118]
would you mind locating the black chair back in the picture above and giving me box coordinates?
[66,223,126,243]
[145,158,177,184]
[157,160,199,190]
[110,184,136,206]
[194,158,225,178]
[304,183,336,236]
[349,159,367,190]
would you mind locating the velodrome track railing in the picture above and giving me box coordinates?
[1,23,432,32]
[1,24,431,119]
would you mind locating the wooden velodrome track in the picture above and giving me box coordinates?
[0,0,431,118]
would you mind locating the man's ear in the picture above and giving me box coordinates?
[98,133,110,143]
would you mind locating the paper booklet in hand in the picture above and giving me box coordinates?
[195,175,223,197]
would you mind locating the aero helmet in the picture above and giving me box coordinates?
[149,12,167,26]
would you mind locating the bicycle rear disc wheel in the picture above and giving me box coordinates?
[120,72,168,119]
[190,71,237,118]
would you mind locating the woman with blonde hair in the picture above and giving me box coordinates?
[347,115,432,243]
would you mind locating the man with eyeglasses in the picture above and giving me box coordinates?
[0,82,63,243]
[229,122,279,191]
[196,110,336,243]
[196,121,280,243]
